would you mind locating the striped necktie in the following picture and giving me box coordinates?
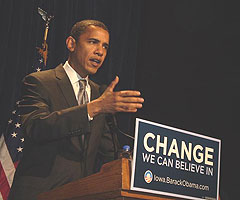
[78,79,89,105]
[77,79,89,152]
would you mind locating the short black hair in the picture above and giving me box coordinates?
[70,19,109,41]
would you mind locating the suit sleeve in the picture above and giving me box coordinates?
[19,74,90,144]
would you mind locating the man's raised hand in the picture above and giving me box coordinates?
[87,76,144,117]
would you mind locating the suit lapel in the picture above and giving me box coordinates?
[55,64,78,107]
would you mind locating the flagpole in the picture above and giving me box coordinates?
[37,8,54,67]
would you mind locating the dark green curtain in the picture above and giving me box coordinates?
[0,0,143,146]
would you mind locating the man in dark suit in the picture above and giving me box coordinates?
[8,19,144,200]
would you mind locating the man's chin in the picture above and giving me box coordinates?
[87,68,99,75]
[87,65,101,75]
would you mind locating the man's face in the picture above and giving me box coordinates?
[68,25,109,77]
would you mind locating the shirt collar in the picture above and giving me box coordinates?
[63,61,89,85]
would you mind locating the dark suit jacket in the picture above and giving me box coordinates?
[8,64,119,200]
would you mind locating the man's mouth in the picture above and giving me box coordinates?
[89,58,101,65]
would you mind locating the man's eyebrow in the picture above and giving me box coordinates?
[88,38,109,48]
[88,38,99,42]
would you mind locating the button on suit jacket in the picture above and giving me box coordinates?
[8,64,119,200]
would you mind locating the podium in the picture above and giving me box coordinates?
[37,158,177,200]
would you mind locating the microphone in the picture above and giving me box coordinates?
[99,84,135,140]
[105,114,135,140]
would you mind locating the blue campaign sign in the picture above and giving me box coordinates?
[130,118,221,200]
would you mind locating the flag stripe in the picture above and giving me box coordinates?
[0,162,10,200]
[0,135,15,187]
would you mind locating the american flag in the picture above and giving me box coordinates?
[0,47,48,200]
[0,102,24,200]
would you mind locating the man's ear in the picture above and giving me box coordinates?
[66,36,76,52]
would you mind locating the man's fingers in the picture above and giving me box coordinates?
[117,103,143,112]
[117,90,141,97]
[107,76,119,92]
[101,81,144,114]
[119,97,144,103]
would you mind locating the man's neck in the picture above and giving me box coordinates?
[68,58,88,78]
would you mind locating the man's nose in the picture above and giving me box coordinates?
[94,45,104,57]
